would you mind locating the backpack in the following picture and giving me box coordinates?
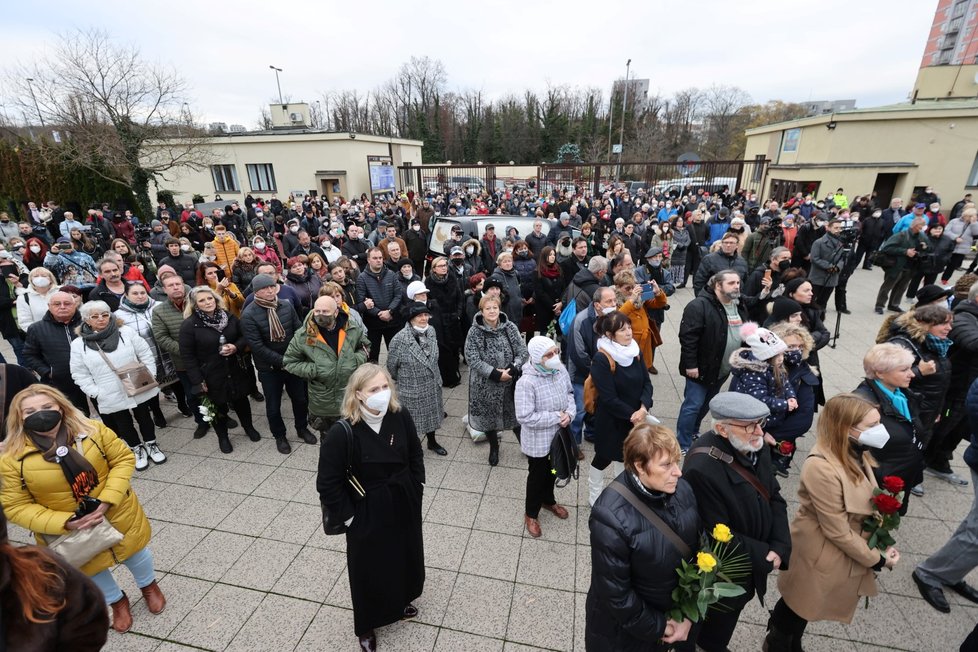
[549,426,579,488]
[583,350,615,414]
[557,299,578,336]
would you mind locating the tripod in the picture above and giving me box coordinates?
[829,245,854,349]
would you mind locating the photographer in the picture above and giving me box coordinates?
[809,218,846,310]
[874,217,929,314]
[140,220,170,264]
[742,216,784,270]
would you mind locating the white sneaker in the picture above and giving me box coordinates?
[133,445,149,471]
[144,441,167,464]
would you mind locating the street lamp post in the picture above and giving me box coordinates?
[25,78,44,128]
[617,59,631,181]
[269,65,283,104]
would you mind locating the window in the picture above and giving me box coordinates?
[967,151,978,187]
[782,128,801,153]
[246,163,277,192]
[211,165,238,192]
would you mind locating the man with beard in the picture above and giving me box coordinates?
[808,218,845,309]
[682,392,791,652]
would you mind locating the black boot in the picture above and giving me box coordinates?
[245,426,262,442]
[193,423,209,439]
[216,430,233,454]
[275,437,292,454]
[486,431,499,467]
[426,432,447,456]
[763,626,793,652]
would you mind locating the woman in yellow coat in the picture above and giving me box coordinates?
[765,393,901,651]
[0,385,164,634]
[613,270,667,372]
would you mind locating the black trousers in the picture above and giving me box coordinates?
[214,396,254,436]
[855,240,879,269]
[366,323,399,363]
[906,271,938,298]
[525,455,556,519]
[942,253,966,282]
[926,395,968,469]
[101,402,156,447]
[811,283,835,310]
[769,597,809,638]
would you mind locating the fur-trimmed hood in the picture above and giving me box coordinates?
[729,347,771,372]
[463,238,482,255]
[886,310,929,343]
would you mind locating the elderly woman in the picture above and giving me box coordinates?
[613,270,667,373]
[284,255,322,316]
[853,343,924,515]
[425,256,464,387]
[885,304,955,495]
[179,286,262,454]
[515,336,575,538]
[588,310,654,506]
[316,364,425,652]
[464,294,529,467]
[197,261,244,317]
[768,393,900,651]
[0,385,166,634]
[386,302,447,456]
[586,423,697,650]
[16,267,59,331]
[489,251,524,328]
[69,300,164,471]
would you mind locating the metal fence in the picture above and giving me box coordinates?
[397,159,770,199]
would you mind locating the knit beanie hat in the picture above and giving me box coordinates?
[740,322,787,361]
[769,297,803,324]
[527,335,558,364]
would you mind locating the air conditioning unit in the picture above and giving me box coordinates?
[290,112,302,122]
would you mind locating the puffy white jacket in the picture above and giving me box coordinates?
[16,286,58,331]
[70,324,159,414]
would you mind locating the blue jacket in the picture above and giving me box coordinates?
[707,217,731,245]
[568,304,599,384]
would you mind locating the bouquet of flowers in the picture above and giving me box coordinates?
[197,396,217,423]
[862,475,904,551]
[668,524,750,623]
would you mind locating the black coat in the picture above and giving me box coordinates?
[0,364,36,436]
[853,380,925,499]
[678,291,749,384]
[692,251,748,294]
[178,311,254,404]
[158,252,198,286]
[950,300,978,393]
[591,350,653,463]
[23,312,81,394]
[0,279,21,339]
[683,432,791,606]
[534,268,567,331]
[240,300,302,371]
[887,329,952,440]
[355,266,403,329]
[87,280,125,312]
[317,410,425,636]
[586,473,700,651]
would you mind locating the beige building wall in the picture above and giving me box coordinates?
[913,65,978,100]
[743,101,978,203]
[142,133,423,204]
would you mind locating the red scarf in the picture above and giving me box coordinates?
[540,264,560,279]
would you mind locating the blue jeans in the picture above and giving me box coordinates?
[257,368,309,438]
[91,546,156,604]
[571,382,588,445]
[676,376,726,450]
[1,334,25,365]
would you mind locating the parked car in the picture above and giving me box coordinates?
[427,215,577,260]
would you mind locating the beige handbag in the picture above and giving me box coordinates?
[98,348,158,397]
[47,519,124,567]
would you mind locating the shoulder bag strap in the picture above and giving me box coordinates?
[688,446,771,502]
[338,419,365,498]
[96,346,120,373]
[609,480,692,558]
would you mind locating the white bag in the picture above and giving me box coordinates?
[462,414,486,443]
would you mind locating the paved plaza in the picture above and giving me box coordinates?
[7,266,978,651]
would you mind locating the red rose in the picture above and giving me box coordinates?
[881,476,905,494]
[872,493,903,515]
[776,441,795,456]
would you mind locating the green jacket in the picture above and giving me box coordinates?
[151,299,189,371]
[283,311,367,417]
[880,228,928,273]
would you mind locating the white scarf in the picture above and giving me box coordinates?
[597,336,640,367]
[360,405,387,433]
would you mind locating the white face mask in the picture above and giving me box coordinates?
[601,306,616,315]
[543,356,561,370]
[290,226,299,233]
[29,245,41,254]
[32,276,51,288]
[254,242,266,250]
[412,225,421,231]
[362,388,391,413]
[181,244,192,252]
[465,247,474,255]
[853,424,890,449]
[412,325,428,333]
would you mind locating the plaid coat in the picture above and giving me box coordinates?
[387,323,444,434]
[515,361,576,458]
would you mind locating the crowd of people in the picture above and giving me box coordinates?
[0,181,977,650]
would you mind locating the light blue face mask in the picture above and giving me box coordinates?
[533,363,558,375]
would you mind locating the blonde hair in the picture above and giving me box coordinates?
[2,386,95,458]
[28,267,57,288]
[478,294,501,310]
[863,343,914,378]
[340,364,401,425]
[816,393,879,483]
[319,280,343,299]
[184,285,227,317]
[769,322,814,359]
[623,423,682,472]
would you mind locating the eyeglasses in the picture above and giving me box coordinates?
[89,313,111,319]
[725,419,767,433]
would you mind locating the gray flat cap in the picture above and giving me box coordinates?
[251,274,277,292]
[709,392,771,421]
[644,246,663,258]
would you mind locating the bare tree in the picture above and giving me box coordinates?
[700,84,752,158]
[6,28,212,218]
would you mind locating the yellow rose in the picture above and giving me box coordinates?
[712,524,733,543]
[696,552,717,573]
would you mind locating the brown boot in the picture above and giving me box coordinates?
[524,515,542,538]
[110,593,132,633]
[140,580,167,614]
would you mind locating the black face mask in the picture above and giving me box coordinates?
[24,409,63,432]
[777,259,791,272]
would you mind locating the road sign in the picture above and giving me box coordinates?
[612,144,623,154]
[676,152,701,176]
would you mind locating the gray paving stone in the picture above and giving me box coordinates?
[260,500,321,544]
[426,488,483,528]
[142,483,245,528]
[294,604,356,650]
[147,522,209,572]
[473,494,527,537]
[171,530,254,582]
[441,573,514,638]
[507,584,575,651]
[460,530,522,581]
[128,574,214,639]
[217,494,288,536]
[434,628,504,651]
[516,538,577,592]
[169,583,264,650]
[221,537,301,591]
[271,545,347,602]
[225,593,319,651]
[423,521,472,571]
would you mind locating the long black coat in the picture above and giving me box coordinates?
[317,410,425,636]
[178,311,255,404]
[682,431,791,607]
[591,350,653,463]
[678,291,749,385]
[586,473,700,651]
[887,325,952,442]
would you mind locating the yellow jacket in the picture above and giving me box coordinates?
[0,421,152,576]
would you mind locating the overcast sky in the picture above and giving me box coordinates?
[1,0,939,129]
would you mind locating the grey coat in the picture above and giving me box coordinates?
[386,323,444,434]
[808,233,844,287]
[464,312,529,432]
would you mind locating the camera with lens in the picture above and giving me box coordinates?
[134,224,153,242]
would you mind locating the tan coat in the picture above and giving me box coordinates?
[777,444,883,623]
[0,422,152,576]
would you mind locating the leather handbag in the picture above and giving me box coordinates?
[47,519,124,567]
[321,419,366,536]
[98,348,159,397]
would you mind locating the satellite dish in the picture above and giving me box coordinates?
[677,152,701,177]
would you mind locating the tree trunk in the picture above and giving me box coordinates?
[130,166,153,223]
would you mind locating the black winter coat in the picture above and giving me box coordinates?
[341,238,370,269]
[158,252,198,285]
[950,300,978,392]
[87,281,125,312]
[591,350,653,463]
[179,311,255,404]
[692,251,748,294]
[586,473,699,651]
[853,380,924,502]
[489,267,523,325]
[0,279,21,338]
[355,266,403,328]
[23,312,81,392]
[683,431,792,606]
[887,327,952,440]
[240,300,302,371]
[678,291,749,384]
[914,233,954,275]
[534,268,566,331]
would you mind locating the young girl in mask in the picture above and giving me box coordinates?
[766,323,819,476]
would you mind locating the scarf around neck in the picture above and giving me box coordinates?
[196,308,229,333]
[874,380,911,421]
[26,424,98,502]
[597,336,640,367]
[121,296,151,313]
[925,334,952,358]
[80,318,121,352]
[254,296,286,342]
[540,264,560,279]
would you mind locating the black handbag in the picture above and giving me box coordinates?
[321,419,366,536]
[549,426,580,488]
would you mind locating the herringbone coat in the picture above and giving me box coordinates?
[387,323,444,434]
[463,312,528,432]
